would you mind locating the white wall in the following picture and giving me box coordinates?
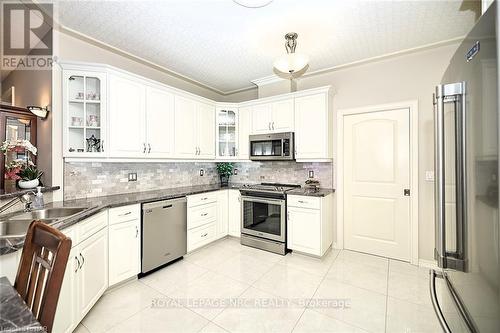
[259,42,460,261]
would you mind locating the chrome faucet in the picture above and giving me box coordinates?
[0,192,35,215]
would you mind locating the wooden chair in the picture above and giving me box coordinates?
[14,221,72,333]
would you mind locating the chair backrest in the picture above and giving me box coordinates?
[14,221,72,333]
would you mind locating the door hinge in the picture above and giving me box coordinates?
[404,189,411,196]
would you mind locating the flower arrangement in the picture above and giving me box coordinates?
[1,139,40,188]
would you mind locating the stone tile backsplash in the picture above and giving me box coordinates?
[64,161,333,200]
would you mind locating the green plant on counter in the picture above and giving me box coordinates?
[17,166,43,181]
[216,162,234,177]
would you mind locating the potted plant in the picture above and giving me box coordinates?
[17,166,43,189]
[216,162,234,187]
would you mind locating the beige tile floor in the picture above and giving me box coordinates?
[76,237,446,333]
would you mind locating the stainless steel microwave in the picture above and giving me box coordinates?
[249,132,295,161]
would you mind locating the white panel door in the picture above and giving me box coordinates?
[287,207,321,256]
[238,106,251,159]
[108,220,140,286]
[78,229,108,318]
[228,189,241,237]
[145,87,174,158]
[271,99,294,132]
[196,102,216,158]
[174,96,197,157]
[251,103,272,134]
[295,93,328,159]
[343,108,411,261]
[108,74,146,157]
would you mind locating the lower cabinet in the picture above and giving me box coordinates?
[216,190,228,239]
[108,219,140,286]
[53,213,108,333]
[187,192,218,252]
[228,189,241,237]
[287,194,333,257]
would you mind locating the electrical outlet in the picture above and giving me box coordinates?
[260,175,265,180]
[234,168,238,175]
[128,172,137,182]
[308,170,314,178]
[425,171,435,181]
[199,169,204,176]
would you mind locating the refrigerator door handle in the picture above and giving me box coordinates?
[429,269,452,333]
[434,82,467,272]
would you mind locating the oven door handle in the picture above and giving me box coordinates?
[241,196,285,204]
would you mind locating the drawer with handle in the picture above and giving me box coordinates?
[187,203,217,229]
[187,222,216,252]
[187,192,217,208]
[287,195,321,209]
[109,204,141,225]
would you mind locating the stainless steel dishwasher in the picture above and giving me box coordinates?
[141,197,187,275]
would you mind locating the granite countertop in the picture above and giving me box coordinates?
[0,277,45,332]
[0,184,243,256]
[287,187,335,197]
[0,186,60,200]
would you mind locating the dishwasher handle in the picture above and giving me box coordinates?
[142,197,187,210]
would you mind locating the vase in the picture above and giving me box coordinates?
[18,179,39,189]
[220,175,229,187]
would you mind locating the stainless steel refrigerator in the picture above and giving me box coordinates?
[431,2,499,332]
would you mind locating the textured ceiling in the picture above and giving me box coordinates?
[55,0,478,94]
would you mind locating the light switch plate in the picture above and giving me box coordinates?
[199,169,204,176]
[425,171,435,181]
[308,170,314,178]
[128,173,137,182]
[234,168,238,175]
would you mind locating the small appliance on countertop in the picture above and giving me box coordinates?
[240,182,300,255]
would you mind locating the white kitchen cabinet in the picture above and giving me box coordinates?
[287,194,333,257]
[228,189,241,237]
[294,89,332,161]
[271,99,294,132]
[216,190,228,238]
[108,219,140,286]
[238,106,251,160]
[174,97,215,159]
[216,106,238,159]
[77,228,108,317]
[62,69,107,157]
[251,98,294,134]
[251,103,273,134]
[197,102,216,158]
[108,74,146,157]
[146,86,175,158]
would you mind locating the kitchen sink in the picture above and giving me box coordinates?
[0,207,87,239]
[7,207,87,221]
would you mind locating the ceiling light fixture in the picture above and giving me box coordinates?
[27,105,49,119]
[233,0,273,8]
[273,32,309,75]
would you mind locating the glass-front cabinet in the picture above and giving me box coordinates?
[63,70,107,157]
[216,105,238,159]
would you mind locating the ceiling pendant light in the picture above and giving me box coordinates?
[273,33,309,75]
[233,0,273,8]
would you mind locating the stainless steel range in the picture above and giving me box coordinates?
[240,183,300,255]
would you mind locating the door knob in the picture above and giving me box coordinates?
[404,189,411,196]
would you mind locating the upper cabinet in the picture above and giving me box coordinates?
[145,86,175,158]
[251,98,294,134]
[63,70,107,157]
[216,106,238,159]
[237,106,251,160]
[174,96,215,159]
[108,73,146,158]
[294,88,333,161]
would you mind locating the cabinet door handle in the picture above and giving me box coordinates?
[148,143,151,153]
[201,197,208,201]
[101,140,104,152]
[272,122,275,130]
[135,226,139,238]
[143,143,147,153]
[268,122,271,130]
[74,256,80,273]
[79,253,85,268]
[201,233,208,237]
[119,211,132,217]
[298,200,307,204]
[201,212,208,217]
